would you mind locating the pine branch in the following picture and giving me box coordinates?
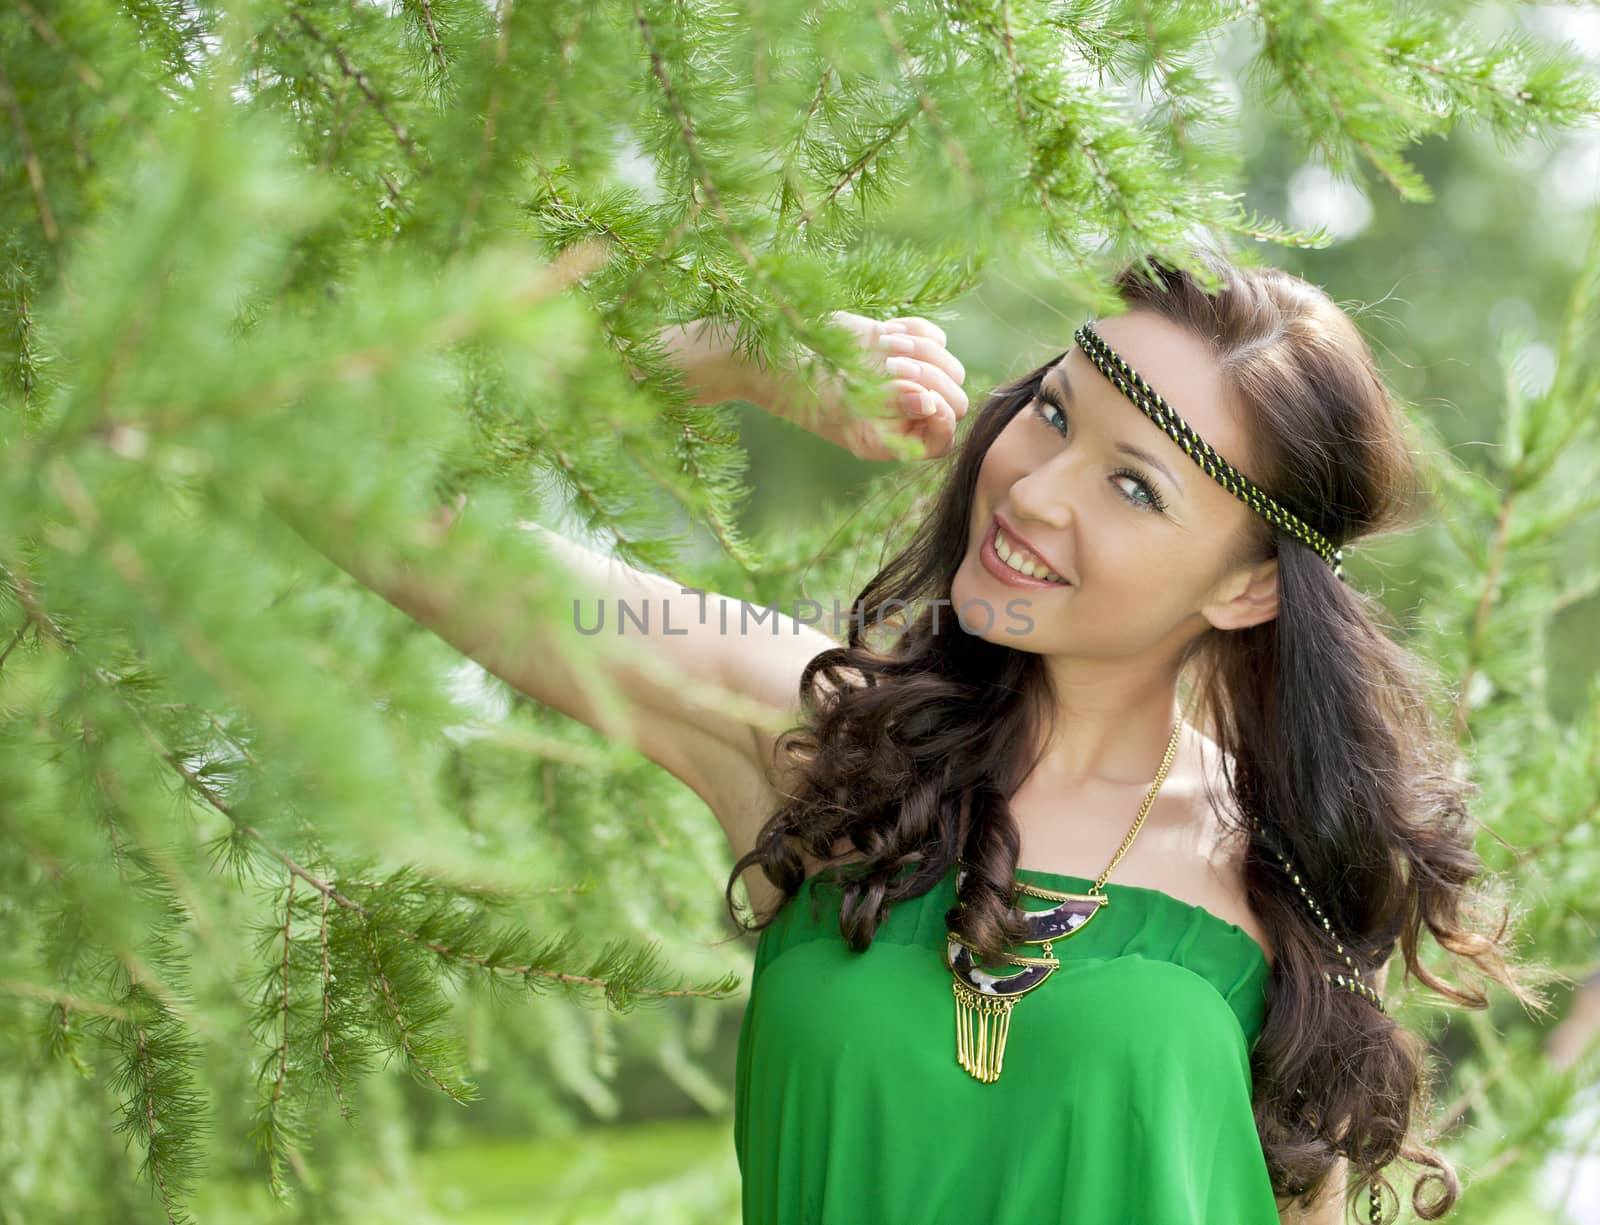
[0,979,132,1023]
[982,1,1107,279]
[317,884,352,1120]
[0,58,58,245]
[775,67,836,227]
[1453,494,1516,740]
[3,521,742,1211]
[10,521,748,1001]
[871,3,977,190]
[407,0,452,83]
[799,100,921,230]
[631,0,847,380]
[102,877,208,1225]
[450,0,515,255]
[247,874,300,1200]
[357,906,473,1102]
[283,5,425,170]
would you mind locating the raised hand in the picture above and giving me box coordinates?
[813,310,970,461]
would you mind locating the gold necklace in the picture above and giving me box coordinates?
[946,716,1184,1083]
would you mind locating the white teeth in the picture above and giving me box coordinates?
[995,527,1066,584]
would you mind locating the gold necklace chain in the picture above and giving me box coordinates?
[948,714,1187,1083]
[1014,715,1184,901]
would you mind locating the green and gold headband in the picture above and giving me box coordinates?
[1074,321,1346,582]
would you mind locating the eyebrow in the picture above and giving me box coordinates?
[1040,367,1186,496]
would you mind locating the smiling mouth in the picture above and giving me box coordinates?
[984,520,1070,586]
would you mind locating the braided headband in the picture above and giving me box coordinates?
[1262,839,1388,1013]
[1073,321,1346,583]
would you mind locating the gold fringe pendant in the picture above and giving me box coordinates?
[953,980,1019,1082]
[946,937,1059,1083]
[946,864,1111,1084]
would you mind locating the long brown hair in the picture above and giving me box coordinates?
[726,249,1545,1220]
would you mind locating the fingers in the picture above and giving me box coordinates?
[881,316,947,348]
[875,319,966,415]
[818,311,967,460]
[920,400,958,457]
[892,386,957,458]
[884,377,942,420]
[877,331,967,398]
[882,355,968,419]
[880,377,960,460]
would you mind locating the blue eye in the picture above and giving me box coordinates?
[1033,400,1064,431]
[1029,399,1169,515]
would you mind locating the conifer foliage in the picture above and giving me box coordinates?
[0,0,1597,1220]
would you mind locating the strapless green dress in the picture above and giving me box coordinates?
[733,860,1280,1224]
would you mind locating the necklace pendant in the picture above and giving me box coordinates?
[947,937,1055,1082]
[944,715,1181,1083]
[951,978,1016,1082]
[948,864,1110,1082]
[945,890,1107,1083]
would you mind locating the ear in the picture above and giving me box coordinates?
[1200,554,1279,631]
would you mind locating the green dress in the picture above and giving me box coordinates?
[733,860,1281,1224]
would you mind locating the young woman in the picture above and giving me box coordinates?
[310,249,1535,1224]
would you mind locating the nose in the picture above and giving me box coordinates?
[1006,457,1076,535]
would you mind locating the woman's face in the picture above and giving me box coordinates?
[949,309,1278,660]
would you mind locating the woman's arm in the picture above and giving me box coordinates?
[656,312,969,461]
[272,313,961,865]
[273,486,838,871]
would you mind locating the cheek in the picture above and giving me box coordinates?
[969,442,1013,530]
[974,421,1032,498]
[1074,543,1213,625]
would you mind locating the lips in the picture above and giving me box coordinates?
[993,512,1068,582]
[979,520,1070,591]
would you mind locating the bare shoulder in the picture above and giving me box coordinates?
[1184,727,1277,970]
